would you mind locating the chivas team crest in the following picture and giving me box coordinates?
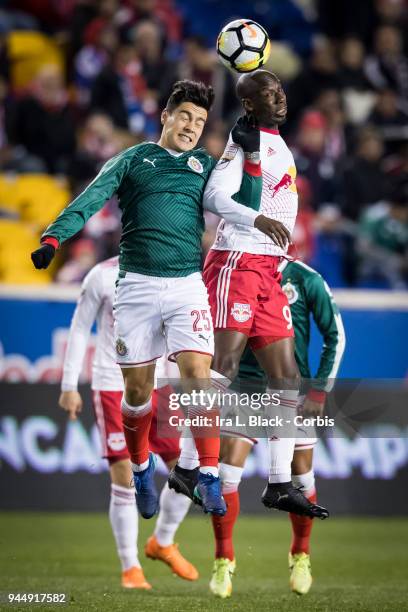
[282,281,299,305]
[187,156,203,173]
[115,338,128,356]
[231,302,252,323]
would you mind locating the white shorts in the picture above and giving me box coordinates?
[113,271,214,366]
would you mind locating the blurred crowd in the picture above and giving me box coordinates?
[0,0,407,288]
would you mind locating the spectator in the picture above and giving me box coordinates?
[364,25,408,103]
[338,37,377,124]
[357,181,408,288]
[132,19,177,108]
[90,44,158,137]
[341,126,391,221]
[287,37,339,127]
[0,76,45,172]
[292,110,338,210]
[6,64,76,174]
[314,89,348,162]
[68,112,121,193]
[368,88,408,155]
[74,17,119,105]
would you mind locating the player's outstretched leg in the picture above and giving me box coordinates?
[176,353,226,516]
[109,462,151,590]
[120,366,159,519]
[145,482,198,580]
[209,462,242,598]
[289,458,318,594]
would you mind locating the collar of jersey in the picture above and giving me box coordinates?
[148,141,194,157]
[259,127,280,135]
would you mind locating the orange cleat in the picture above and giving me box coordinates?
[121,566,152,589]
[144,535,199,581]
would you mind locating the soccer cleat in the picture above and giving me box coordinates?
[121,566,152,589]
[261,482,329,519]
[133,453,159,519]
[289,552,313,595]
[209,558,236,598]
[168,464,200,504]
[193,472,227,516]
[144,535,199,581]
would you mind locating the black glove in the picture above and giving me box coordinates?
[31,244,56,269]
[231,114,260,153]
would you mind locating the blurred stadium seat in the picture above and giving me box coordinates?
[0,173,70,227]
[7,31,64,90]
[0,174,70,284]
[0,219,52,284]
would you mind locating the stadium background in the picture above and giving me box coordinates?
[0,1,407,609]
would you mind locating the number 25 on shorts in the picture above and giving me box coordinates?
[191,309,211,332]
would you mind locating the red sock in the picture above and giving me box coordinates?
[289,490,316,554]
[212,491,240,560]
[190,408,220,467]
[121,400,152,466]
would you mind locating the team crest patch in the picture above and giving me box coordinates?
[187,156,203,173]
[231,303,252,323]
[116,338,128,357]
[282,281,299,304]
[223,143,239,160]
[107,432,126,452]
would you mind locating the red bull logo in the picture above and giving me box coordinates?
[270,173,293,198]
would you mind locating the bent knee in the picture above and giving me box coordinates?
[212,353,241,381]
[124,381,153,406]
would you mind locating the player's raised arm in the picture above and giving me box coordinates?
[203,115,291,249]
[59,265,103,420]
[31,150,132,269]
[304,272,346,410]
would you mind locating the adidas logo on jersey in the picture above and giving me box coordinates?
[267,147,276,156]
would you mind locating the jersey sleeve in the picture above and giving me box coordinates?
[61,266,103,391]
[42,150,133,245]
[203,136,260,226]
[305,274,346,391]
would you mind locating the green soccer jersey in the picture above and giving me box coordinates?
[238,261,346,391]
[43,143,215,277]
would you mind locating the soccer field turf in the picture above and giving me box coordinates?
[1,513,407,612]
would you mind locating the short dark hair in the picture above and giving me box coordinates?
[166,80,214,113]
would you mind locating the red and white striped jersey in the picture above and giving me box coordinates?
[61,257,176,391]
[205,127,298,256]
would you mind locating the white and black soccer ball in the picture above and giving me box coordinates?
[216,19,271,73]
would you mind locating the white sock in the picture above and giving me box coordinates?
[219,462,243,493]
[178,433,199,470]
[267,389,298,484]
[200,466,219,477]
[154,483,192,547]
[109,483,139,571]
[132,458,149,473]
[292,470,316,497]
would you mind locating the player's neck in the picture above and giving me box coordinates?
[259,123,279,133]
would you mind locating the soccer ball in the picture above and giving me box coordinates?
[216,19,271,73]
